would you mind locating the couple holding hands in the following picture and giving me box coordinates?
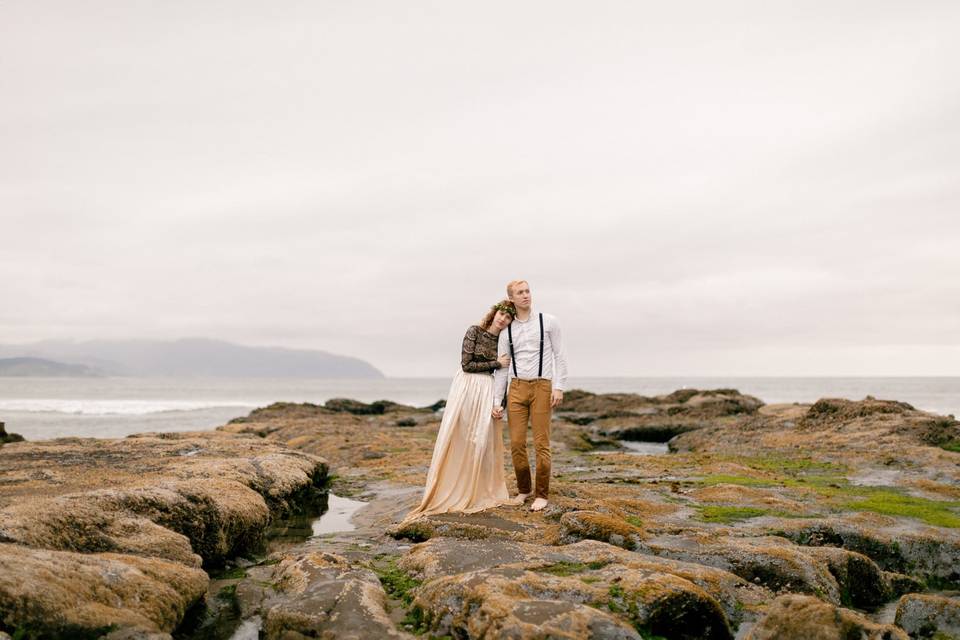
[404,279,568,521]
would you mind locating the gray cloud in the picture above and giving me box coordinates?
[2,1,959,376]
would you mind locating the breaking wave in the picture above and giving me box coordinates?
[0,399,258,416]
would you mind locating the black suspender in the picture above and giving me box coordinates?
[507,313,544,379]
[538,312,544,377]
[507,323,518,377]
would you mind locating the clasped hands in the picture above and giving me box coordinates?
[492,390,564,419]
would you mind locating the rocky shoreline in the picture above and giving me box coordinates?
[1,389,958,639]
[0,431,328,638]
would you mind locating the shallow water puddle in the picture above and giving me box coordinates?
[590,440,670,456]
[311,493,367,535]
[266,492,367,552]
[620,440,670,455]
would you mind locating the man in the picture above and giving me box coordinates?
[493,280,568,512]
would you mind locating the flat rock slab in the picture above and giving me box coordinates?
[0,431,326,509]
[428,511,528,532]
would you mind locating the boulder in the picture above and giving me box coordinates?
[775,519,960,586]
[560,510,645,550]
[228,401,333,424]
[324,398,415,415]
[262,551,410,640]
[0,543,207,637]
[806,546,889,610]
[643,535,843,603]
[411,564,731,640]
[0,422,23,445]
[0,433,328,637]
[398,538,764,637]
[746,594,908,639]
[895,592,960,639]
[0,434,327,566]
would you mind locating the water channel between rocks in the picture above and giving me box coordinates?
[262,492,367,550]
[180,492,368,640]
[311,493,369,535]
[198,441,673,639]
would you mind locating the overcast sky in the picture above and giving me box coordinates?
[2,1,959,377]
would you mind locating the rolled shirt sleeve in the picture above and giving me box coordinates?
[549,315,568,391]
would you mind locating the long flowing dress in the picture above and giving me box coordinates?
[403,326,511,521]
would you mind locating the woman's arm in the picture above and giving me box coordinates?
[492,329,510,407]
[461,326,500,373]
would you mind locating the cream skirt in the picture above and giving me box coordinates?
[403,369,511,521]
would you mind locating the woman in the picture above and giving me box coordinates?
[403,300,517,521]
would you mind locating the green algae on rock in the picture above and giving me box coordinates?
[5,387,959,638]
[261,551,409,640]
[213,390,960,638]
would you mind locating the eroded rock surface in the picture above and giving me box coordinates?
[210,390,960,639]
[0,432,328,637]
[4,388,959,638]
[262,551,410,640]
[745,594,908,639]
[398,537,767,637]
[0,544,208,637]
[895,592,960,639]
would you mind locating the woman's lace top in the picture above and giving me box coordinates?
[461,325,501,373]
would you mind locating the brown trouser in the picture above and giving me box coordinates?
[507,378,552,499]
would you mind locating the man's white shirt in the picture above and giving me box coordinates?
[493,309,568,407]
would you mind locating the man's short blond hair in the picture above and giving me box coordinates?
[506,280,528,298]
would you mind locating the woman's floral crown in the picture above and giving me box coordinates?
[492,302,516,316]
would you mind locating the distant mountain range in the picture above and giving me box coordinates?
[0,357,102,377]
[0,338,384,378]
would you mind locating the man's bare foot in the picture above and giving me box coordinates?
[530,498,548,512]
[510,492,531,505]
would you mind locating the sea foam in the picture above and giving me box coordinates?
[0,399,256,416]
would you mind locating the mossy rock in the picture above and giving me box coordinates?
[560,510,644,550]
[748,594,908,639]
[895,593,960,640]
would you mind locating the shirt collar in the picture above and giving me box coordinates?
[515,307,536,323]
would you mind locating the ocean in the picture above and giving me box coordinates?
[0,376,957,442]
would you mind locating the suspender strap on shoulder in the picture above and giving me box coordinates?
[507,323,518,377]
[538,313,544,377]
